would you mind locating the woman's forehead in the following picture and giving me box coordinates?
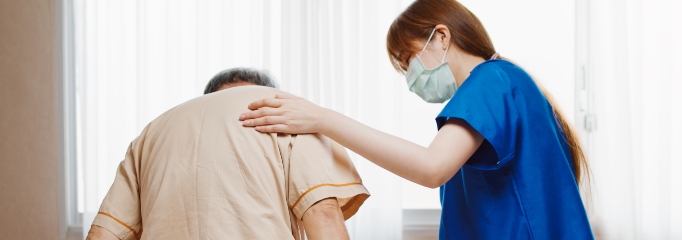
[389,39,424,71]
[396,48,416,59]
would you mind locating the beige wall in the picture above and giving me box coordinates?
[0,0,61,239]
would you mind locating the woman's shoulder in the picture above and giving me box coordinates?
[469,59,534,88]
[471,59,520,77]
[461,60,514,91]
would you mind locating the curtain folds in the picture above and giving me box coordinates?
[75,0,415,239]
[587,0,682,239]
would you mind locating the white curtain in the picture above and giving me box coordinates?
[586,0,682,239]
[74,0,416,239]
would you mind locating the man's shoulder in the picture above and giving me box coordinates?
[143,85,287,136]
[191,85,285,107]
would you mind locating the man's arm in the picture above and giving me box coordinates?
[87,138,145,240]
[302,198,350,240]
[286,134,369,239]
[86,226,119,240]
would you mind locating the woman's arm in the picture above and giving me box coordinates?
[242,96,484,188]
[318,108,483,188]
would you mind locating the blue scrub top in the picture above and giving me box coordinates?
[435,60,593,239]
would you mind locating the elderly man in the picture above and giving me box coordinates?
[87,68,369,240]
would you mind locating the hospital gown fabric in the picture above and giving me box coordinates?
[91,86,369,240]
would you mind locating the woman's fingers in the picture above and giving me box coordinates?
[240,94,321,134]
[240,107,282,121]
[248,97,284,110]
[254,124,291,133]
[242,115,287,127]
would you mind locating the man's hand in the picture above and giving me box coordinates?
[302,198,350,240]
[85,225,119,240]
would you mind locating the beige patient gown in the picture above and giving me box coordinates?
[91,86,370,240]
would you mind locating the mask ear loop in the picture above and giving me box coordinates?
[441,44,450,63]
[490,53,500,60]
[418,27,438,57]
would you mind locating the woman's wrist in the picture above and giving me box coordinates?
[315,107,336,135]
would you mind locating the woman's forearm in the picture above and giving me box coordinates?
[317,109,449,188]
[241,96,481,186]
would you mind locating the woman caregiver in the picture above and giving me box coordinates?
[241,0,593,239]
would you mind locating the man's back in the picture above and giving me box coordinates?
[92,86,369,240]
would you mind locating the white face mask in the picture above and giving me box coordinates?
[404,27,457,103]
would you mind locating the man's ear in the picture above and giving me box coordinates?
[434,24,451,51]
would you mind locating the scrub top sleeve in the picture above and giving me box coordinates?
[436,67,520,170]
[287,134,370,221]
[91,139,143,240]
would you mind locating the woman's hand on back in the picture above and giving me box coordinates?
[240,93,327,134]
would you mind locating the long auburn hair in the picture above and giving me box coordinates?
[386,0,590,187]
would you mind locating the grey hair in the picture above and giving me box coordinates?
[204,67,279,94]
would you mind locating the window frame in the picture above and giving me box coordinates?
[59,0,83,238]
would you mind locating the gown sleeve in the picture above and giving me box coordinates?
[91,138,143,240]
[436,63,520,170]
[287,134,370,221]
